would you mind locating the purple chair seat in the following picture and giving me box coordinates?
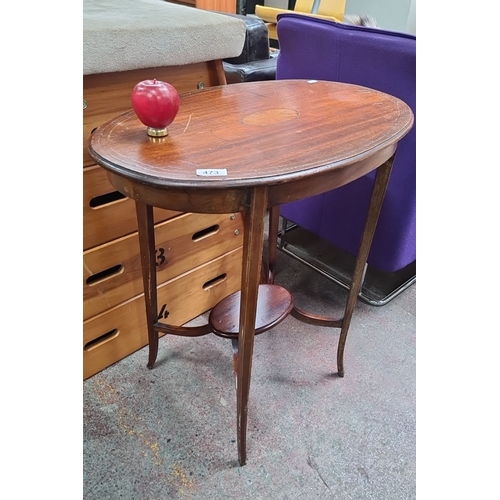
[275,14,416,303]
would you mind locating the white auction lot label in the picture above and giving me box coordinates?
[196,169,228,176]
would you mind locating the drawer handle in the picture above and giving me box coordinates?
[86,264,123,286]
[203,273,227,290]
[89,191,127,209]
[192,224,219,241]
[84,329,119,351]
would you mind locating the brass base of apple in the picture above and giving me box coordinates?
[146,126,168,137]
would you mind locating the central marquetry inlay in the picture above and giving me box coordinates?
[242,108,299,126]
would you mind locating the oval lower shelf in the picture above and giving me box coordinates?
[209,284,293,339]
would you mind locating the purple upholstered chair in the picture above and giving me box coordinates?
[275,13,416,305]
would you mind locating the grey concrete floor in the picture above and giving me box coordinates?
[83,235,416,499]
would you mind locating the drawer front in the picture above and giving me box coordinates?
[83,164,181,250]
[83,246,243,379]
[83,63,224,167]
[83,212,244,319]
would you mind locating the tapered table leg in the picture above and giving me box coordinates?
[236,186,268,466]
[135,201,159,369]
[337,156,395,377]
[267,205,281,284]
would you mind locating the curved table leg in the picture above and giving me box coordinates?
[135,201,159,369]
[237,186,268,466]
[337,156,395,377]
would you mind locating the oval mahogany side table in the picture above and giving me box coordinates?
[88,80,414,466]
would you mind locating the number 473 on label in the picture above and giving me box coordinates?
[196,169,228,176]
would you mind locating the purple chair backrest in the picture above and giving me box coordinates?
[276,14,416,272]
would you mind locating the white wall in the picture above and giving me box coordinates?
[261,0,416,35]
[405,0,416,34]
[263,0,288,8]
[345,0,415,33]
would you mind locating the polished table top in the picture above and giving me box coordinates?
[89,80,413,212]
[89,80,414,466]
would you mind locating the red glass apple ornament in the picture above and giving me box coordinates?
[131,79,180,137]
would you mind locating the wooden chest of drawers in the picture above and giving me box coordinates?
[83,247,243,380]
[84,211,244,320]
[83,164,182,251]
[83,61,243,379]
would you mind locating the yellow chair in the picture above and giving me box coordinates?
[255,0,346,40]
